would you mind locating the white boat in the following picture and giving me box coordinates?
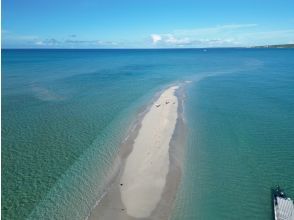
[273,186,294,220]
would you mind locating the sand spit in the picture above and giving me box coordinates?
[88,85,182,220]
[120,86,179,218]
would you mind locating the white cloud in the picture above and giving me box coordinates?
[151,34,162,44]
[150,34,193,46]
[149,24,260,47]
[35,41,44,45]
[149,24,294,47]
[1,30,123,48]
[32,38,120,48]
[164,34,191,45]
[149,33,240,47]
[38,38,60,46]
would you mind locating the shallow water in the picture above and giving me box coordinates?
[2,49,294,219]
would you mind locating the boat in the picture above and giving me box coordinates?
[272,186,294,220]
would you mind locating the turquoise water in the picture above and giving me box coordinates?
[2,49,294,219]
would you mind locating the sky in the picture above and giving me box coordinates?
[2,0,294,48]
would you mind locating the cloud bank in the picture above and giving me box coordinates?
[2,24,294,48]
[150,34,240,47]
[2,32,119,48]
[150,24,260,47]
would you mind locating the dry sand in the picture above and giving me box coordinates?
[120,86,179,218]
[88,85,182,220]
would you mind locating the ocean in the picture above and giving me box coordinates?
[2,49,294,219]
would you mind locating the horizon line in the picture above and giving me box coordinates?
[3,45,294,50]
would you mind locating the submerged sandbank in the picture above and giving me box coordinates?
[88,85,183,220]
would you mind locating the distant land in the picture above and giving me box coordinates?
[253,44,294,48]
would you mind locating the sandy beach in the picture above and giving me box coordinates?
[120,86,179,218]
[89,85,182,220]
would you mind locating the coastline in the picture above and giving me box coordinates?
[88,85,186,220]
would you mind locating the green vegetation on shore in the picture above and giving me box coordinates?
[254,44,294,48]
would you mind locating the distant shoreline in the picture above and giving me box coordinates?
[252,44,294,48]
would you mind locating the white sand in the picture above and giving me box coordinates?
[120,86,179,218]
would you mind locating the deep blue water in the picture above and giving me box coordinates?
[2,49,294,219]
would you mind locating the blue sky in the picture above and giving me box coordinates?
[2,0,294,48]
